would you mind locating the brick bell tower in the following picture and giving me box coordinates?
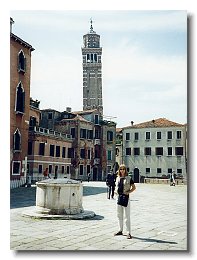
[82,19,103,114]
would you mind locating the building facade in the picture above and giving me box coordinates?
[40,108,116,181]
[121,118,187,183]
[10,18,34,184]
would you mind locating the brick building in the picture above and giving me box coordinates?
[10,17,34,184]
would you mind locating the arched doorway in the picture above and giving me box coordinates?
[134,167,140,183]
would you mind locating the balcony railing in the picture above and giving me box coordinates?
[29,126,71,139]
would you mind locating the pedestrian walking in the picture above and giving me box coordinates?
[114,164,136,239]
[170,171,176,186]
[87,173,91,182]
[106,170,116,199]
[43,167,49,180]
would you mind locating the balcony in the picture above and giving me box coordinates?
[94,158,100,165]
[94,139,101,145]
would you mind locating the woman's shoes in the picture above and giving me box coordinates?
[114,231,123,236]
[127,234,132,239]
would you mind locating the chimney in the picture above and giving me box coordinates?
[10,17,14,33]
[66,107,71,113]
[131,121,134,126]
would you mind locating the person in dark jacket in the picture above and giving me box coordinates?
[106,170,116,199]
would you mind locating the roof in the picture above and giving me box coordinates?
[123,118,185,130]
[10,33,35,51]
[60,114,92,124]
[72,109,99,115]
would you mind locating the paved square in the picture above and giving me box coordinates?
[10,181,187,250]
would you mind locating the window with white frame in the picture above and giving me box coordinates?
[175,147,183,156]
[126,147,131,156]
[177,131,182,139]
[168,147,173,156]
[155,147,163,156]
[157,131,161,140]
[12,161,21,175]
[79,165,84,175]
[18,49,26,72]
[107,150,112,160]
[146,168,150,174]
[15,82,25,114]
[145,132,151,140]
[167,131,173,140]
[144,147,151,156]
[13,129,21,151]
[38,164,43,174]
[126,133,130,141]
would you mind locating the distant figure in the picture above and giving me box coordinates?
[106,170,116,199]
[43,168,49,180]
[87,173,91,182]
[170,171,175,186]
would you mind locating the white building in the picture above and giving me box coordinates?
[121,118,187,183]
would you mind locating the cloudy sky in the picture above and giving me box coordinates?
[10,10,187,127]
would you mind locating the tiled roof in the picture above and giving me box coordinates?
[72,109,99,115]
[60,114,92,124]
[116,128,122,133]
[123,118,185,129]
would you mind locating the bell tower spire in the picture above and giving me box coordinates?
[81,20,103,114]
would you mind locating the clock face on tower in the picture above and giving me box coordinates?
[88,36,99,48]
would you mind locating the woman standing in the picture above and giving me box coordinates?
[114,164,136,239]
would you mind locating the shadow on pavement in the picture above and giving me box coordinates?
[132,236,178,245]
[10,185,108,209]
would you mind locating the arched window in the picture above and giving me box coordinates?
[14,129,21,151]
[18,50,26,72]
[15,82,25,114]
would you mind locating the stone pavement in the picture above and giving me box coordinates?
[10,181,187,251]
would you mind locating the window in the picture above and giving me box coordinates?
[107,150,112,160]
[177,169,182,174]
[48,112,53,120]
[87,130,93,139]
[157,132,161,140]
[146,168,150,174]
[126,148,131,156]
[157,168,162,174]
[168,147,172,156]
[95,114,99,124]
[56,146,60,157]
[116,148,119,156]
[38,165,43,174]
[49,165,52,174]
[28,141,33,155]
[95,129,100,139]
[168,168,172,174]
[12,161,21,175]
[80,129,86,139]
[61,166,65,174]
[144,147,151,156]
[68,148,74,158]
[50,145,55,157]
[145,132,151,140]
[87,149,91,159]
[134,132,139,141]
[155,147,163,156]
[167,131,172,140]
[29,116,36,127]
[107,131,113,142]
[39,143,45,156]
[87,165,91,174]
[71,128,76,138]
[80,148,86,159]
[15,82,25,113]
[133,147,140,156]
[175,147,183,156]
[66,165,70,174]
[62,147,66,158]
[126,133,130,141]
[177,131,182,139]
[18,50,26,72]
[13,129,21,151]
[79,165,84,175]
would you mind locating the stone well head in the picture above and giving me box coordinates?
[36,178,83,215]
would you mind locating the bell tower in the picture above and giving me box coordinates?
[82,19,103,114]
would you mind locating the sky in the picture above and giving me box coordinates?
[10,10,187,127]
